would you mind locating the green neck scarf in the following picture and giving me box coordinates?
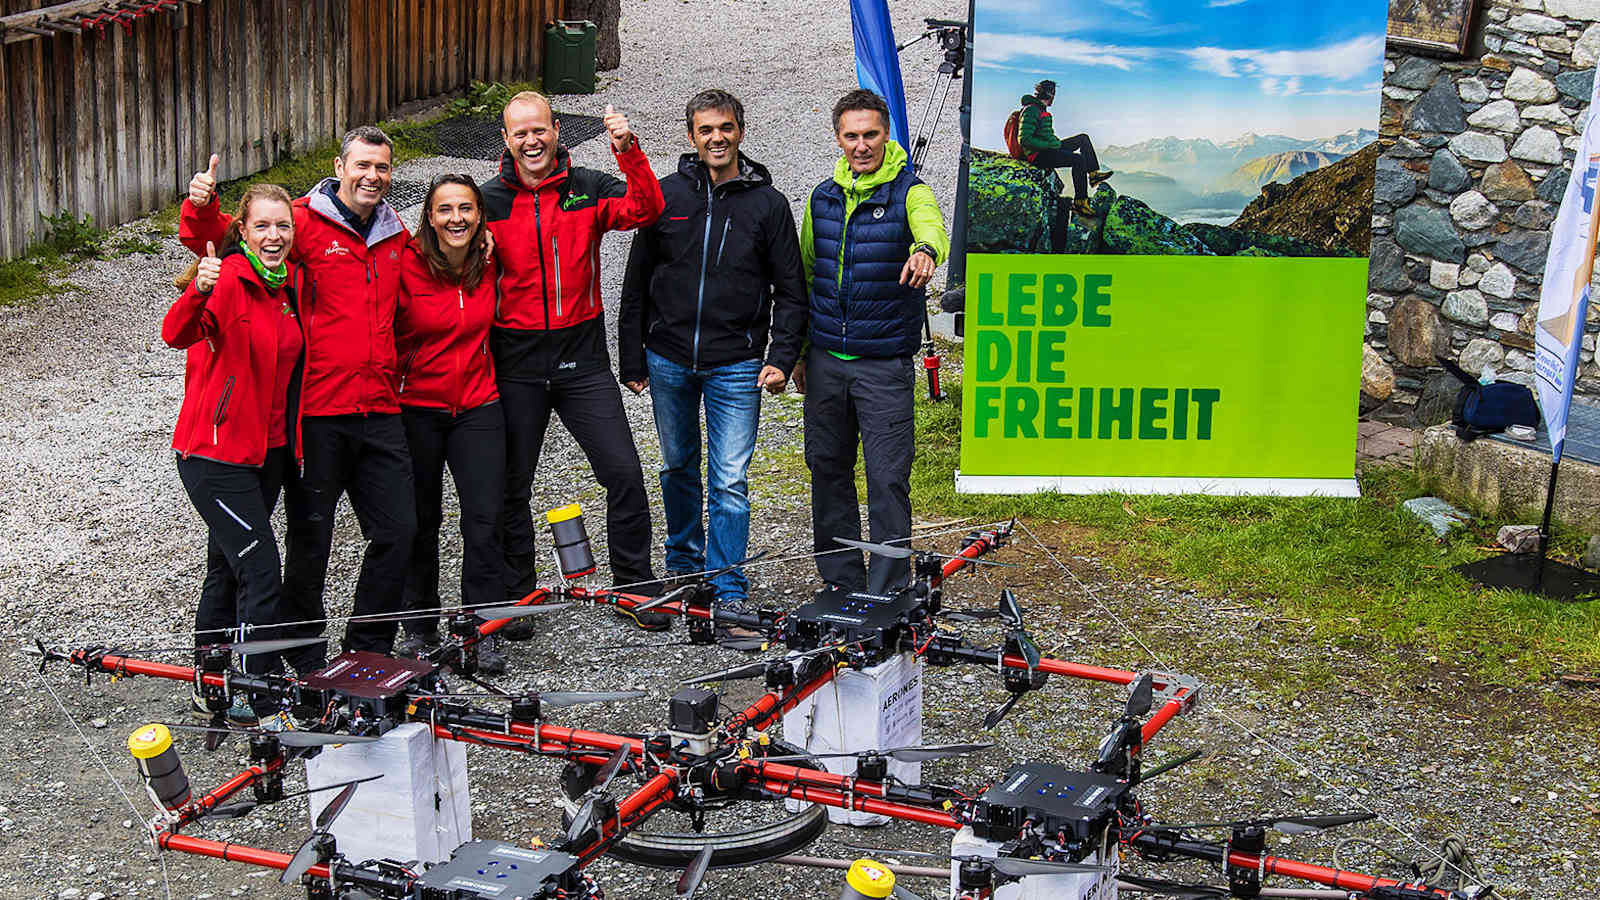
[241,244,288,290]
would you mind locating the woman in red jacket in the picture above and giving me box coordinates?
[165,183,304,723]
[394,174,508,672]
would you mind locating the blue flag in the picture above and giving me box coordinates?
[850,0,911,147]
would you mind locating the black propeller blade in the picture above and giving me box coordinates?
[1126,672,1155,719]
[202,774,384,820]
[164,722,380,748]
[1152,812,1377,834]
[565,796,599,847]
[564,746,631,847]
[632,583,700,614]
[940,607,1002,622]
[594,745,630,791]
[418,689,646,709]
[676,845,713,899]
[759,742,993,765]
[75,634,328,658]
[681,641,848,685]
[1133,750,1204,786]
[834,537,1012,567]
[998,589,1041,674]
[471,601,574,620]
[982,693,1023,730]
[280,780,362,883]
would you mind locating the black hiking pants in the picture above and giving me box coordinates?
[1034,134,1100,199]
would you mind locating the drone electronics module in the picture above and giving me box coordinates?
[35,512,1494,900]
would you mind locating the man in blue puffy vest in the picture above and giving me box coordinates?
[795,89,949,595]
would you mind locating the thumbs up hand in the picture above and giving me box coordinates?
[196,241,222,293]
[603,104,633,153]
[188,153,220,207]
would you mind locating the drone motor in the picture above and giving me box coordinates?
[668,686,720,756]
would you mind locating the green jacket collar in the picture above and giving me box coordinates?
[831,140,909,195]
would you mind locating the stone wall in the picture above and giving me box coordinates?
[1365,0,1600,424]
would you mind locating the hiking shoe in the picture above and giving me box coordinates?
[1071,197,1095,216]
[228,696,260,727]
[1088,169,1113,186]
[713,599,764,647]
[257,710,297,734]
[497,612,538,642]
[614,605,673,632]
[189,691,211,723]
[395,632,440,659]
[477,634,509,676]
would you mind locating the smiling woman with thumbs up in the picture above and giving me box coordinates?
[165,184,304,726]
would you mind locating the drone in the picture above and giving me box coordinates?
[38,518,1489,900]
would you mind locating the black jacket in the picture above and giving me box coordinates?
[618,152,807,384]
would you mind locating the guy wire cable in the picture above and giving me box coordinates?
[32,665,176,900]
[1015,519,1482,889]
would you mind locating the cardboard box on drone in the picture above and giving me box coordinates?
[306,722,472,865]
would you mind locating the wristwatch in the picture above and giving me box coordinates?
[911,241,937,260]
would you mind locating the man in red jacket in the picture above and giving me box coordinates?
[481,92,667,629]
[181,127,416,668]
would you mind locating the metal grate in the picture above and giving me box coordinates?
[426,111,607,161]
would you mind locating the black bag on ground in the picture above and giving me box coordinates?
[1436,354,1540,442]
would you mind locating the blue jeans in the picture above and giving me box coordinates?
[647,350,762,600]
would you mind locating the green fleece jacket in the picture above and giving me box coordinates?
[1018,94,1060,155]
[800,140,949,290]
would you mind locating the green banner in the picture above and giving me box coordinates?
[959,253,1365,481]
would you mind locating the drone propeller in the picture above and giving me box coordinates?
[1151,812,1377,835]
[203,774,384,820]
[841,844,1111,877]
[833,537,1012,567]
[163,722,381,749]
[61,634,329,659]
[982,692,1024,730]
[676,845,713,899]
[681,641,849,685]
[469,601,575,621]
[281,779,362,883]
[418,689,646,709]
[1116,874,1227,898]
[564,745,631,847]
[997,588,1041,674]
[939,607,1002,622]
[1125,672,1155,718]
[634,551,773,614]
[1132,749,1204,786]
[758,742,992,765]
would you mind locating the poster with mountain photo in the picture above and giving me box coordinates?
[957,0,1387,497]
[966,0,1385,258]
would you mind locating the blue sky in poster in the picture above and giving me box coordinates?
[971,0,1388,150]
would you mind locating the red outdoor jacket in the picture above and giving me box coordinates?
[164,253,306,467]
[395,240,500,414]
[180,180,410,416]
[483,141,664,334]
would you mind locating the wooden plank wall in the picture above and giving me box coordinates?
[0,0,561,261]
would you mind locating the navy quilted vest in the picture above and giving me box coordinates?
[809,167,923,357]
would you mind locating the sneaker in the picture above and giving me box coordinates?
[476,634,508,676]
[1071,197,1095,217]
[613,605,673,632]
[257,710,297,734]
[1088,169,1114,186]
[395,632,440,659]
[227,695,260,727]
[189,691,211,723]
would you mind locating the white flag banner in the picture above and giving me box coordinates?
[1534,75,1600,462]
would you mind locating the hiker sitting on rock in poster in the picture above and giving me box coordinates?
[1016,80,1112,216]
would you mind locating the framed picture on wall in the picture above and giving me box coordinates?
[1388,0,1479,57]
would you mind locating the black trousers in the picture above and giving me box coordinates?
[803,349,916,595]
[177,449,290,712]
[280,413,417,667]
[499,368,655,597]
[1034,133,1100,199]
[401,402,506,638]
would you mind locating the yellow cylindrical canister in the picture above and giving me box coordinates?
[546,504,597,579]
[128,723,190,810]
[839,858,896,900]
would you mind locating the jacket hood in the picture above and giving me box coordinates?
[831,139,909,193]
[497,145,572,192]
[1021,94,1048,108]
[304,177,406,247]
[675,151,773,190]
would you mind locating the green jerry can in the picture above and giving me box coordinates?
[544,20,597,94]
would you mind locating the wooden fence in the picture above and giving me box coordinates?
[0,0,564,261]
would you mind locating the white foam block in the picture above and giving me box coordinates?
[305,722,471,866]
[949,826,1118,900]
[782,651,923,826]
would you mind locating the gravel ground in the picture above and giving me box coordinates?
[1,1,1597,898]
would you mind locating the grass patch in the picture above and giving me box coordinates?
[911,377,1600,684]
[0,212,165,307]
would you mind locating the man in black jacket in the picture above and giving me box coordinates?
[619,89,806,618]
